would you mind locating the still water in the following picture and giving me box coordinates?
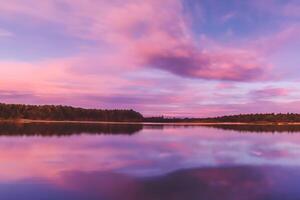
[1,123,300,200]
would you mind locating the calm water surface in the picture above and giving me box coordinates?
[1,123,300,200]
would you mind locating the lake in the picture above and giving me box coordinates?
[1,123,300,200]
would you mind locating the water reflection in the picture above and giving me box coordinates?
[2,166,300,200]
[0,122,143,136]
[1,123,300,199]
[204,124,300,133]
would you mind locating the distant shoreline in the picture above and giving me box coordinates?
[2,103,300,125]
[2,119,300,126]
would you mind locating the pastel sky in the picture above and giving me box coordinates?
[0,0,299,117]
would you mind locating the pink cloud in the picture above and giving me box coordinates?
[0,28,13,37]
[0,56,135,92]
[253,25,300,55]
[251,0,300,18]
[250,88,290,99]
[220,12,236,23]
[215,83,237,90]
[282,2,300,17]
[0,0,270,82]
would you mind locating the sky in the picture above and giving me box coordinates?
[0,0,299,117]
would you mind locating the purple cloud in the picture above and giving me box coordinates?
[144,48,266,81]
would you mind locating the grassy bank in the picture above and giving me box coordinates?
[2,119,300,126]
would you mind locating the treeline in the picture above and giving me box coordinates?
[2,102,300,123]
[0,103,143,122]
[145,113,300,123]
[202,113,300,123]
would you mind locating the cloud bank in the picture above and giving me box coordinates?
[0,0,299,116]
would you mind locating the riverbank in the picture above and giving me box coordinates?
[2,119,300,126]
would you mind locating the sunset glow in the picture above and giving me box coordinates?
[0,0,299,117]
